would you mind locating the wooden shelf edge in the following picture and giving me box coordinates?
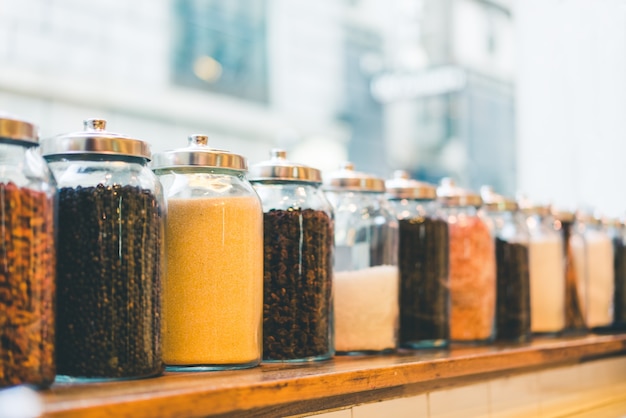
[40,334,626,418]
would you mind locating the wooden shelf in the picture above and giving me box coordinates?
[41,334,626,418]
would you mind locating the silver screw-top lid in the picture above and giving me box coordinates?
[480,185,518,211]
[0,112,38,144]
[323,162,385,192]
[436,177,482,207]
[41,119,151,159]
[385,170,436,200]
[151,134,247,171]
[248,149,322,183]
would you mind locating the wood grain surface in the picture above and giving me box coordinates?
[40,334,626,418]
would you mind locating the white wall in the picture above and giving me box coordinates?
[515,0,626,217]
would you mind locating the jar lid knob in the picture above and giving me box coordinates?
[340,161,355,171]
[393,170,410,180]
[188,134,209,147]
[84,119,107,131]
[270,149,287,160]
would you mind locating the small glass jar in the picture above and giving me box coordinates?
[576,213,614,329]
[0,113,56,388]
[323,162,399,354]
[481,187,531,343]
[249,149,333,362]
[153,135,263,370]
[437,179,496,344]
[554,209,587,334]
[606,218,626,328]
[521,203,566,335]
[386,170,449,349]
[42,119,164,381]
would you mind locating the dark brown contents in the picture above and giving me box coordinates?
[398,217,449,347]
[560,220,586,332]
[263,208,332,361]
[0,183,55,388]
[613,237,626,325]
[56,184,163,378]
[495,238,531,341]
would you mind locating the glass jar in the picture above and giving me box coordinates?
[481,187,531,343]
[386,170,449,349]
[521,203,566,335]
[323,162,399,354]
[577,213,614,329]
[554,210,587,334]
[0,113,56,388]
[42,119,164,381]
[437,179,495,344]
[606,218,626,328]
[152,134,263,370]
[249,149,333,362]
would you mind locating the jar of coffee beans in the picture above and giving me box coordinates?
[249,149,334,362]
[386,170,449,349]
[41,119,164,381]
[153,134,263,370]
[0,113,56,388]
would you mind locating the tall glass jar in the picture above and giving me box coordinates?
[386,170,449,349]
[249,149,333,362]
[521,203,566,335]
[153,135,263,370]
[577,213,614,329]
[554,210,587,334]
[42,119,164,381]
[323,162,399,354]
[481,187,531,342]
[0,113,56,388]
[606,218,626,328]
[437,179,496,344]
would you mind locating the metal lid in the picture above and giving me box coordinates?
[0,112,38,144]
[520,203,551,217]
[385,170,436,200]
[576,210,602,226]
[603,217,624,229]
[323,162,385,192]
[553,208,576,222]
[41,119,151,159]
[248,149,321,183]
[152,134,246,171]
[436,177,482,207]
[480,185,518,211]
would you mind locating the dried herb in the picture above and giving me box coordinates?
[56,184,163,378]
[495,238,531,342]
[262,208,332,361]
[613,237,626,326]
[398,217,449,348]
[0,183,55,388]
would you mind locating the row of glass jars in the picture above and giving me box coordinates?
[3,111,626,390]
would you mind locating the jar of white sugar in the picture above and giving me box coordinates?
[323,162,399,354]
[152,135,263,371]
[575,212,614,329]
[521,203,565,335]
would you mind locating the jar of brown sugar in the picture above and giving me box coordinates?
[249,149,334,362]
[0,113,56,388]
[437,178,496,344]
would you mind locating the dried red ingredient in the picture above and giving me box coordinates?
[0,182,55,388]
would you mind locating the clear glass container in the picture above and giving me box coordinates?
[577,213,614,329]
[152,134,263,370]
[481,187,531,343]
[554,210,587,334]
[42,119,164,381]
[323,162,399,354]
[521,203,566,335]
[606,218,626,329]
[0,113,56,388]
[437,179,496,344]
[249,149,333,362]
[386,170,449,349]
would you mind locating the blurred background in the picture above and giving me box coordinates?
[0,0,625,215]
